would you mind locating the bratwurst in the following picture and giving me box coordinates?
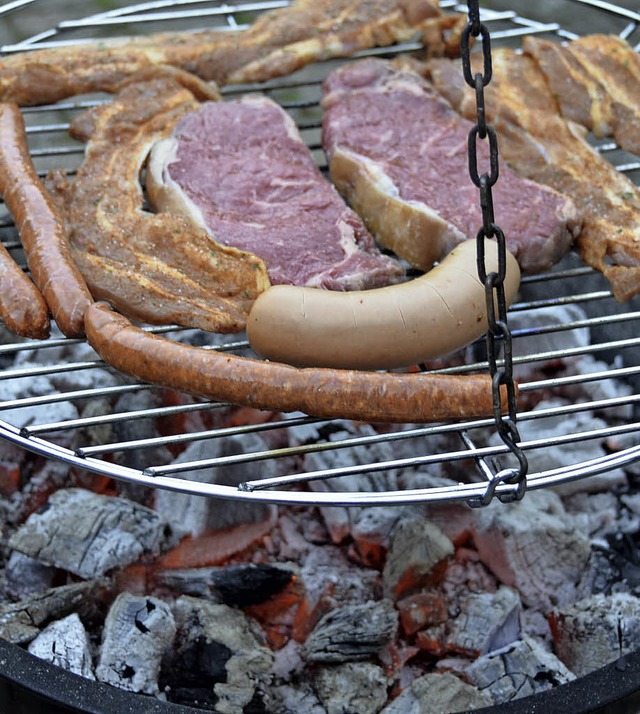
[247,238,521,370]
[0,102,93,337]
[85,302,513,424]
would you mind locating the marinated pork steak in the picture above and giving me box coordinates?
[0,0,452,107]
[147,95,405,290]
[524,35,640,157]
[321,58,582,274]
[426,49,640,302]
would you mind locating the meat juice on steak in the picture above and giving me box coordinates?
[321,58,582,274]
[147,95,405,290]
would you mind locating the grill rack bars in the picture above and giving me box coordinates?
[0,0,639,506]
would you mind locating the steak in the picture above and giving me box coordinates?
[147,95,405,290]
[426,48,640,301]
[321,58,582,274]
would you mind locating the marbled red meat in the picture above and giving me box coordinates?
[147,95,404,290]
[321,58,582,274]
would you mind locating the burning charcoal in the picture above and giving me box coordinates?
[8,487,173,579]
[156,563,294,607]
[382,519,454,600]
[550,592,640,677]
[269,682,327,714]
[4,551,55,599]
[472,491,591,611]
[96,592,176,695]
[0,374,79,450]
[27,612,95,679]
[396,592,448,636]
[379,671,491,713]
[445,586,522,658]
[162,595,273,713]
[0,580,104,644]
[312,662,388,714]
[153,433,278,538]
[465,635,575,704]
[497,398,627,495]
[303,600,398,664]
[290,421,405,545]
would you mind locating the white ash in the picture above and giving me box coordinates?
[166,595,273,714]
[445,586,522,657]
[551,592,640,677]
[153,432,278,538]
[96,592,176,695]
[0,580,105,645]
[465,634,576,704]
[0,374,79,449]
[564,355,634,421]
[379,671,491,714]
[492,398,627,496]
[382,518,454,600]
[509,303,590,377]
[303,600,398,664]
[12,339,120,393]
[8,488,174,579]
[563,491,622,537]
[28,612,95,680]
[293,421,403,545]
[4,551,55,599]
[311,662,388,714]
[299,545,381,609]
[269,681,327,714]
[472,490,592,611]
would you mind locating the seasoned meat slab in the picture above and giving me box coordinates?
[0,0,453,107]
[321,58,581,274]
[524,35,640,157]
[426,48,640,301]
[51,74,271,333]
[147,95,405,290]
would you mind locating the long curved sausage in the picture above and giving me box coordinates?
[0,242,50,339]
[247,239,521,370]
[85,302,513,424]
[0,102,93,337]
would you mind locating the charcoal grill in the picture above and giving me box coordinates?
[1,0,639,508]
[1,4,640,714]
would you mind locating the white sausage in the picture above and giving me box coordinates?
[246,239,521,370]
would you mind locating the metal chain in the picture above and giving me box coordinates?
[461,0,528,505]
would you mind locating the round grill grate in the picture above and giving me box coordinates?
[0,0,639,507]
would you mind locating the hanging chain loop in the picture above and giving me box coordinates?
[462,0,528,505]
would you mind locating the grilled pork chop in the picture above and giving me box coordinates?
[426,49,640,301]
[524,35,640,157]
[321,58,581,274]
[0,0,453,107]
[146,95,405,290]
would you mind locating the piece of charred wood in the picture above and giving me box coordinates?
[161,595,273,711]
[156,564,294,607]
[312,662,388,714]
[8,488,174,579]
[380,671,491,713]
[0,580,107,645]
[27,612,95,680]
[303,600,398,664]
[96,592,176,695]
[465,635,575,704]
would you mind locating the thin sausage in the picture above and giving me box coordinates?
[247,239,521,370]
[0,242,50,339]
[85,302,514,424]
[0,102,93,337]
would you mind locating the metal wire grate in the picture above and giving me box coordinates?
[1,0,639,506]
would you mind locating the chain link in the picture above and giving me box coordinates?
[461,0,528,505]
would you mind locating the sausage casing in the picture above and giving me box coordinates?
[85,302,514,424]
[0,242,50,339]
[0,102,93,337]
